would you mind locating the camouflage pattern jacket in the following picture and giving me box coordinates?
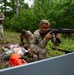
[32,29,49,48]
[0,12,5,24]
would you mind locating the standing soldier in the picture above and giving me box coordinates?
[0,9,5,43]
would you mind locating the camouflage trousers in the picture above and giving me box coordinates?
[0,24,4,42]
[30,44,47,61]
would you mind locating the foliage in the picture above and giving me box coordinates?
[1,0,74,32]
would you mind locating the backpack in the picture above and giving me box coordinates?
[9,54,27,66]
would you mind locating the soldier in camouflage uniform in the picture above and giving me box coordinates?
[30,19,61,60]
[20,29,37,62]
[20,29,34,45]
[0,10,5,43]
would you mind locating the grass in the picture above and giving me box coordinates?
[4,31,20,44]
[0,31,74,69]
[1,31,74,58]
[2,31,74,58]
[46,35,74,58]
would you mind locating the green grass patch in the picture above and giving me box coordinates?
[4,31,20,44]
[46,35,74,58]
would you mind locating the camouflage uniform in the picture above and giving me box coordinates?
[20,29,34,45]
[30,29,61,60]
[30,29,49,60]
[29,19,61,61]
[26,31,34,44]
[0,12,5,42]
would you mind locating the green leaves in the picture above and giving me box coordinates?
[2,0,74,32]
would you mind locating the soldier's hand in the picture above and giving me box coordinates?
[45,32,52,40]
[55,33,60,39]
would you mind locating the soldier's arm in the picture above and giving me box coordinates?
[0,13,5,20]
[33,30,50,48]
[20,34,24,44]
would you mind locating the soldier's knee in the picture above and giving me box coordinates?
[39,54,46,60]
[39,53,46,60]
[39,50,47,60]
[33,55,38,61]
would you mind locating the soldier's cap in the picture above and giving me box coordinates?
[40,19,50,25]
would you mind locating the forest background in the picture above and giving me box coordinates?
[0,0,74,32]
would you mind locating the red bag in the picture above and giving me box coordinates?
[9,54,27,66]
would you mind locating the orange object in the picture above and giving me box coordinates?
[9,54,27,66]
